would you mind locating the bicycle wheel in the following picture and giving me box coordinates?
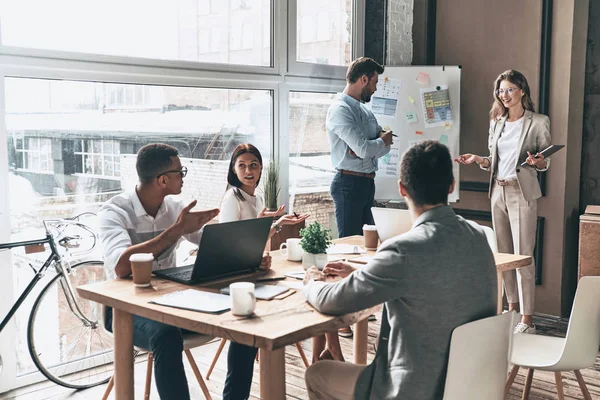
[27,260,114,389]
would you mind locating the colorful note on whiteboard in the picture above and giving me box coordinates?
[378,147,400,177]
[420,85,453,128]
[439,134,449,145]
[416,72,430,84]
[405,111,418,124]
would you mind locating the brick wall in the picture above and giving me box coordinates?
[387,0,414,65]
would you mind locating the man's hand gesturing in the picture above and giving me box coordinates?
[176,200,219,234]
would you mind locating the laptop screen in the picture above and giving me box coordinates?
[191,217,273,282]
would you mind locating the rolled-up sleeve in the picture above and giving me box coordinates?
[328,105,389,160]
[98,206,131,280]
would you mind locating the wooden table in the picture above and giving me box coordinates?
[77,236,531,399]
[494,253,533,314]
[77,236,378,400]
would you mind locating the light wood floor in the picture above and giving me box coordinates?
[1,313,598,399]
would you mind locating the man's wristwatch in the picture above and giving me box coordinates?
[272,223,282,234]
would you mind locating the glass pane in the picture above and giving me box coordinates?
[4,76,272,376]
[296,0,352,66]
[288,91,338,237]
[2,0,272,67]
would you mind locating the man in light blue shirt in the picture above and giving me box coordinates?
[328,57,393,238]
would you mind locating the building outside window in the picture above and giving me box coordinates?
[73,139,121,178]
[14,137,53,172]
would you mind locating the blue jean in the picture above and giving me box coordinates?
[223,342,258,400]
[106,308,256,400]
[330,172,376,238]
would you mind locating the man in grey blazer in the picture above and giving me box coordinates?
[303,140,497,400]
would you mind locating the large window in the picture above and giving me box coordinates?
[0,0,363,391]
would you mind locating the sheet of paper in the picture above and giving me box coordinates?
[416,72,430,84]
[150,289,231,313]
[439,134,449,145]
[378,147,400,177]
[371,97,398,117]
[326,244,367,255]
[420,86,453,128]
[378,77,402,99]
[405,111,418,124]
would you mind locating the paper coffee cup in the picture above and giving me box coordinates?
[363,224,379,250]
[129,253,154,287]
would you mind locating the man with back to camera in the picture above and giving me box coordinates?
[98,143,260,400]
[303,141,497,399]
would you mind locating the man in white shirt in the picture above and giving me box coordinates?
[99,143,222,400]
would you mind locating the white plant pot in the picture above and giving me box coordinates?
[302,251,328,270]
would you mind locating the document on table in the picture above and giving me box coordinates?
[220,284,289,300]
[150,289,231,314]
[326,244,367,255]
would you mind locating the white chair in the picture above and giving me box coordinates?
[443,311,516,400]
[100,306,214,400]
[505,276,600,400]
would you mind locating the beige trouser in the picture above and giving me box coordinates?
[491,182,537,315]
[305,360,366,400]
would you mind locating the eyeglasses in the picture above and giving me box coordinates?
[495,87,520,96]
[156,166,188,179]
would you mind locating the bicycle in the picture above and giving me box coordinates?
[0,214,113,390]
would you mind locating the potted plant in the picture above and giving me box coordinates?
[263,159,280,211]
[299,221,332,270]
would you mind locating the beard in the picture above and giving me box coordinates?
[360,87,373,103]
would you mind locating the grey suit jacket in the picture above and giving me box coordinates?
[480,110,551,201]
[304,206,497,400]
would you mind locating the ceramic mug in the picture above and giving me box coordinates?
[230,282,256,316]
[280,238,302,261]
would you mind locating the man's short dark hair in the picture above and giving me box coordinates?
[399,140,454,206]
[346,57,385,84]
[136,143,179,183]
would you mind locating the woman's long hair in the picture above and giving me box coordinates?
[489,70,535,121]
[227,143,263,202]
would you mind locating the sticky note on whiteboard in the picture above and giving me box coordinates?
[416,72,429,84]
[439,134,449,145]
[405,112,418,124]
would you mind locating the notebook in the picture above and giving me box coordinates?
[150,289,231,314]
[220,284,289,300]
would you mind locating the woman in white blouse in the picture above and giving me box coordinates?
[219,143,308,399]
[455,70,551,334]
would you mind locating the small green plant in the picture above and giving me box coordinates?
[300,221,332,254]
[263,159,280,210]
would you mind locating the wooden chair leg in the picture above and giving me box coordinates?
[521,369,534,400]
[144,353,154,399]
[295,342,310,368]
[505,365,519,399]
[184,349,213,400]
[574,370,593,400]
[206,338,227,380]
[554,372,565,400]
[101,375,114,400]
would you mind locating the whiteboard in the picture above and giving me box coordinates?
[368,66,461,202]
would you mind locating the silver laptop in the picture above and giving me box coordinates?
[371,207,413,242]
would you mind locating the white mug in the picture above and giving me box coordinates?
[230,282,256,316]
[280,238,302,261]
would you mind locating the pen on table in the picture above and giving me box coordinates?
[256,276,286,282]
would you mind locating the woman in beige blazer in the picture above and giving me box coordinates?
[455,70,551,334]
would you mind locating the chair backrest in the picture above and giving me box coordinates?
[466,220,497,252]
[555,276,600,370]
[443,311,516,400]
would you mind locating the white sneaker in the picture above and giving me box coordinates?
[514,322,536,334]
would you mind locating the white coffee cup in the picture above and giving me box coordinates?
[280,238,302,261]
[230,282,256,316]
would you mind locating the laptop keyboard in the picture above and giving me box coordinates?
[168,270,193,281]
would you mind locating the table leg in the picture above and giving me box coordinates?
[259,347,285,400]
[497,271,503,314]
[353,318,368,364]
[113,308,134,400]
